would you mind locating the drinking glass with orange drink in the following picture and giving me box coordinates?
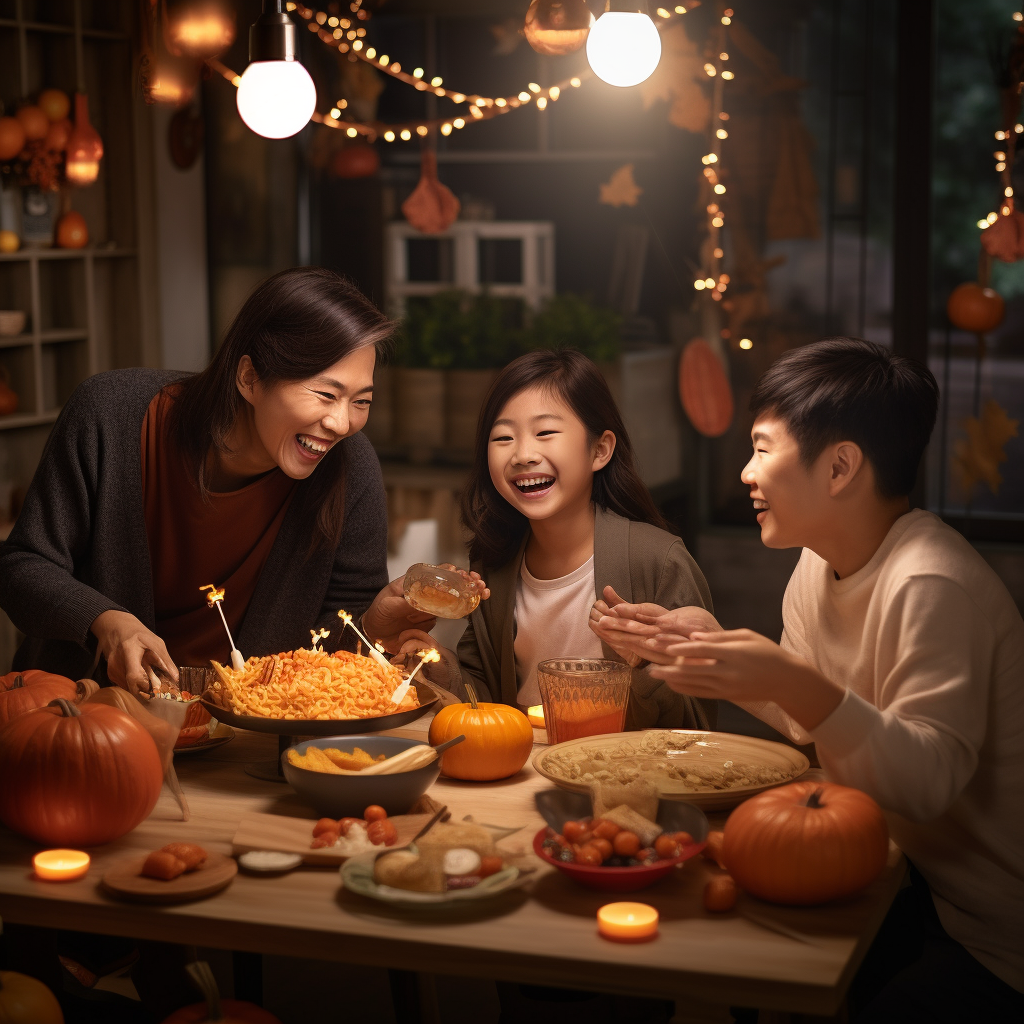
[536,659,631,743]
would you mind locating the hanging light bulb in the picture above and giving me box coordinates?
[65,93,103,186]
[587,3,662,88]
[523,0,594,57]
[236,0,316,139]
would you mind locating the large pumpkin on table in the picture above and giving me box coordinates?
[428,684,533,781]
[722,781,889,906]
[0,671,94,727]
[0,698,163,846]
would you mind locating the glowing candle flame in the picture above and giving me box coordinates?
[336,610,392,668]
[201,584,225,607]
[200,583,243,669]
[309,628,330,652]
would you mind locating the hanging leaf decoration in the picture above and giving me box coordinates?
[951,398,1019,497]
[599,164,643,207]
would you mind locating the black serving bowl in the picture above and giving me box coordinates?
[281,735,440,818]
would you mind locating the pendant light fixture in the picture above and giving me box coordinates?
[236,0,316,139]
[586,2,662,88]
[65,95,103,185]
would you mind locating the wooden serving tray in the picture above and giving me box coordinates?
[232,811,435,866]
[101,853,237,904]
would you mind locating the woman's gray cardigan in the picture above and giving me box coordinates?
[0,369,389,680]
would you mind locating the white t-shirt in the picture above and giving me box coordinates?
[513,555,604,707]
[744,509,1024,992]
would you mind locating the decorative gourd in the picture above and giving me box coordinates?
[161,962,281,1024]
[946,282,1005,334]
[722,781,889,906]
[428,684,533,781]
[0,970,64,1024]
[0,672,96,726]
[0,116,26,160]
[0,698,163,846]
[401,149,460,234]
[55,211,88,250]
[679,338,734,438]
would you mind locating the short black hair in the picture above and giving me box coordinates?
[749,337,939,498]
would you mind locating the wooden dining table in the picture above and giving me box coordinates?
[0,716,905,1023]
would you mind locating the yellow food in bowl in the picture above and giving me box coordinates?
[286,745,387,774]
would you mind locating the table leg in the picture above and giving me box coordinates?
[671,995,734,1024]
[233,951,263,1006]
[388,969,441,1024]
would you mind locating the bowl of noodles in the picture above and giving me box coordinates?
[200,648,439,736]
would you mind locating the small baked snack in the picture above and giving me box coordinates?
[141,850,187,881]
[160,842,207,872]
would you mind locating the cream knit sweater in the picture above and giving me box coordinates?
[744,510,1024,992]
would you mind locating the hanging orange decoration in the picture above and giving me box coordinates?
[599,163,643,207]
[946,282,1005,334]
[55,211,89,249]
[679,338,734,437]
[523,0,593,57]
[981,206,1024,262]
[65,94,103,185]
[402,150,461,233]
[0,117,26,160]
[165,0,236,60]
[37,89,71,123]
[952,398,1019,497]
[15,105,49,142]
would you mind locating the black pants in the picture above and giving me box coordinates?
[848,864,1024,1023]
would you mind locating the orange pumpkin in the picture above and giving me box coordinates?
[0,697,163,846]
[0,116,26,160]
[162,961,280,1024]
[15,105,49,141]
[55,211,88,249]
[722,781,889,906]
[0,671,94,727]
[0,970,64,1024]
[946,282,1005,334]
[37,88,71,123]
[428,684,534,781]
[679,338,734,437]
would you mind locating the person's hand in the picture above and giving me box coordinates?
[90,609,178,697]
[389,629,460,692]
[642,629,844,732]
[362,564,490,654]
[589,587,722,665]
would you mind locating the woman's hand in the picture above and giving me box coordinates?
[389,629,461,693]
[361,565,489,654]
[90,609,178,697]
[588,586,653,667]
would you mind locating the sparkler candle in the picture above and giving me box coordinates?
[200,584,245,670]
[309,628,330,652]
[336,610,392,668]
[391,648,440,704]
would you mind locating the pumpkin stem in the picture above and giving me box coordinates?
[185,961,224,1022]
[75,678,100,702]
[10,675,23,690]
[805,788,826,809]
[464,682,479,710]
[48,697,81,718]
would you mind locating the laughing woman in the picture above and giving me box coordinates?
[0,267,433,694]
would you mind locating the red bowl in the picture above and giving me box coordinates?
[533,828,706,892]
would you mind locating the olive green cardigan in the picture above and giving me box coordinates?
[456,506,716,731]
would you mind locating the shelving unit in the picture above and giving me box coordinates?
[0,0,158,671]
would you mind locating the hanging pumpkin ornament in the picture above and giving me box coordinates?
[402,149,461,234]
[15,105,49,142]
[679,337,734,437]
[38,89,71,123]
[164,0,236,61]
[722,781,889,906]
[0,971,64,1024]
[523,0,594,57]
[329,142,380,179]
[65,93,103,185]
[981,205,1024,263]
[428,684,534,781]
[44,118,71,153]
[946,282,1005,334]
[0,116,26,160]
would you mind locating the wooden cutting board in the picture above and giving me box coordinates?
[101,853,237,904]
[232,812,434,866]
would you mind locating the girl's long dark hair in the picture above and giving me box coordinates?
[170,266,392,552]
[461,349,669,567]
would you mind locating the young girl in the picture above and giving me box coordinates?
[398,348,714,731]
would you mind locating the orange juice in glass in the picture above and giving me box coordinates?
[536,659,631,744]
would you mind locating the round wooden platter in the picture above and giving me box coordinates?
[533,729,810,811]
[101,852,237,904]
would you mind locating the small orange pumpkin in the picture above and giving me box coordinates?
[55,210,88,249]
[722,781,889,906]
[0,671,95,727]
[428,684,534,781]
[946,282,1005,334]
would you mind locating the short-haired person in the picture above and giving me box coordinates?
[593,338,1024,1021]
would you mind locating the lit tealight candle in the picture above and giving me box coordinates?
[33,849,90,882]
[597,902,659,942]
[527,705,546,729]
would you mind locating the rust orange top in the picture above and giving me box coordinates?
[141,387,296,667]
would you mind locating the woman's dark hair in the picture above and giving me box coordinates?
[461,348,669,566]
[749,337,939,498]
[170,266,393,552]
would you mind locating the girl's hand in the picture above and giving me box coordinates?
[588,586,651,667]
[90,609,178,697]
[389,629,461,691]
